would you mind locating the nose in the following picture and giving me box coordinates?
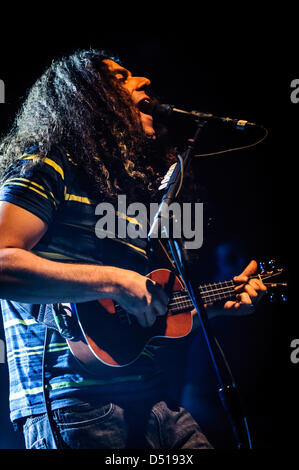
[134,76,151,90]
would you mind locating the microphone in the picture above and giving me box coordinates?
[139,99,260,130]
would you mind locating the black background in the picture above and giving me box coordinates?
[0,29,297,452]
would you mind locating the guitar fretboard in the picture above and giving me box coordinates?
[168,280,236,313]
[167,270,282,313]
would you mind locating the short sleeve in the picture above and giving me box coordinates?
[0,148,66,225]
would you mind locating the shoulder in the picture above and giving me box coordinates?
[2,144,80,184]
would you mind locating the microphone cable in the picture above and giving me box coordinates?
[194,126,269,158]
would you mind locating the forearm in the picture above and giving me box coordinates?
[0,247,127,304]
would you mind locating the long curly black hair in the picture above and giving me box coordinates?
[0,48,173,203]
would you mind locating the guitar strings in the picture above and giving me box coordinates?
[171,282,235,299]
[168,272,276,309]
[114,271,281,320]
[169,283,236,303]
[168,289,237,311]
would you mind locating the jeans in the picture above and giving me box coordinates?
[22,397,213,449]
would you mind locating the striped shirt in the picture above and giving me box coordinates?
[0,146,164,422]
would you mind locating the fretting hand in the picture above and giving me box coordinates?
[223,260,267,315]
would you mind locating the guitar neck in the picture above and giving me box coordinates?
[112,268,283,317]
[168,272,273,313]
[199,279,236,303]
[168,280,236,312]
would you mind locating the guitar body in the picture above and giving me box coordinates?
[67,269,194,374]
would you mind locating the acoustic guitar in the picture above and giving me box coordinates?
[65,262,285,374]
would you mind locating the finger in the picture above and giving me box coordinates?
[236,292,252,305]
[234,260,258,284]
[234,278,267,297]
[134,309,147,328]
[234,282,247,294]
[147,280,169,305]
[135,313,146,328]
[224,300,237,309]
[142,307,156,327]
[155,285,169,305]
[249,278,267,292]
[240,259,258,277]
[234,275,248,284]
[233,302,242,309]
[153,306,167,317]
[134,306,155,328]
[152,299,167,316]
[244,284,259,299]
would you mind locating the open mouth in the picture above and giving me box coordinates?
[137,98,154,116]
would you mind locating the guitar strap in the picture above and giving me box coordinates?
[34,303,79,340]
[42,326,62,449]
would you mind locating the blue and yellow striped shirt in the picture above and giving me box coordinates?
[0,146,163,422]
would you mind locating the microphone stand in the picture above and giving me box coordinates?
[148,119,252,449]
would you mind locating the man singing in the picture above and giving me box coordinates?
[0,49,265,449]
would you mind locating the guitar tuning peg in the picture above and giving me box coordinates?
[268,259,277,270]
[269,292,276,303]
[259,259,278,273]
[259,261,267,273]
